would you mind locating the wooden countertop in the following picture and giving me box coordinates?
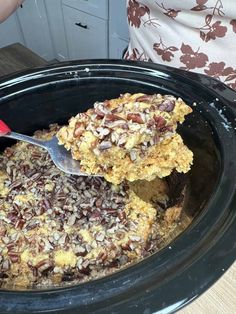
[0,42,235,314]
[179,262,236,313]
[0,43,47,77]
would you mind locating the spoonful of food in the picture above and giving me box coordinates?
[0,93,193,184]
[0,120,89,176]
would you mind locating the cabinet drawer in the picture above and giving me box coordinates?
[63,5,108,60]
[62,0,108,20]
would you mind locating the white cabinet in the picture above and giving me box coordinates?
[109,36,128,60]
[109,0,129,59]
[62,0,108,19]
[62,0,128,60]
[0,0,129,62]
[62,5,108,60]
[45,0,68,61]
[109,0,129,41]
[0,13,25,48]
[16,0,54,61]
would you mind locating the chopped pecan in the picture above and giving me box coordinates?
[158,100,175,112]
[14,219,25,230]
[74,122,85,138]
[121,242,132,251]
[9,180,22,190]
[153,115,166,129]
[2,259,10,271]
[147,118,156,128]
[67,214,76,226]
[129,150,137,161]
[98,141,112,151]
[74,246,87,257]
[4,147,14,158]
[7,212,18,224]
[0,225,6,236]
[95,198,102,207]
[135,94,154,103]
[105,114,125,121]
[8,252,19,263]
[35,259,54,274]
[127,113,144,124]
[97,251,108,262]
[118,211,126,221]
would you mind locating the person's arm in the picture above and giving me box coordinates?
[0,0,24,23]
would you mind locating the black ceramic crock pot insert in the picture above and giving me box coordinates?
[0,60,235,314]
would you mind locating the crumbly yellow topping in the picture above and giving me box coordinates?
[0,125,188,289]
[57,93,193,184]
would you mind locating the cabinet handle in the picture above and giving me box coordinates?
[75,22,88,29]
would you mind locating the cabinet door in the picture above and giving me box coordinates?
[0,13,25,48]
[62,0,108,20]
[45,0,69,61]
[109,0,129,41]
[17,0,54,60]
[63,5,108,60]
[109,36,128,59]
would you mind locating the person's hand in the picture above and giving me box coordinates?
[0,0,24,23]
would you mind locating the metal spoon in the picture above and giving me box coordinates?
[0,120,90,176]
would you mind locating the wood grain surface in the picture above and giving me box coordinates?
[179,261,236,313]
[0,42,47,77]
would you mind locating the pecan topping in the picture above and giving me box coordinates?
[35,259,54,273]
[4,147,14,158]
[98,140,112,151]
[159,100,175,112]
[74,122,85,138]
[97,251,108,262]
[0,94,192,289]
[2,259,10,271]
[105,114,124,121]
[8,252,19,263]
[0,225,6,236]
[127,113,144,124]
[118,210,126,221]
[135,94,154,103]
[74,246,87,257]
[153,115,167,129]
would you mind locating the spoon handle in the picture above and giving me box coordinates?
[0,120,11,135]
[0,119,47,149]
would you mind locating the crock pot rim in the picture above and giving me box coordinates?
[0,60,235,314]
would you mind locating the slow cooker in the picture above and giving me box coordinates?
[0,60,235,313]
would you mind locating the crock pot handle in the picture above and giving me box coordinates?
[0,120,11,135]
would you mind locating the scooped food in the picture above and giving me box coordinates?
[0,125,189,289]
[57,93,193,184]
